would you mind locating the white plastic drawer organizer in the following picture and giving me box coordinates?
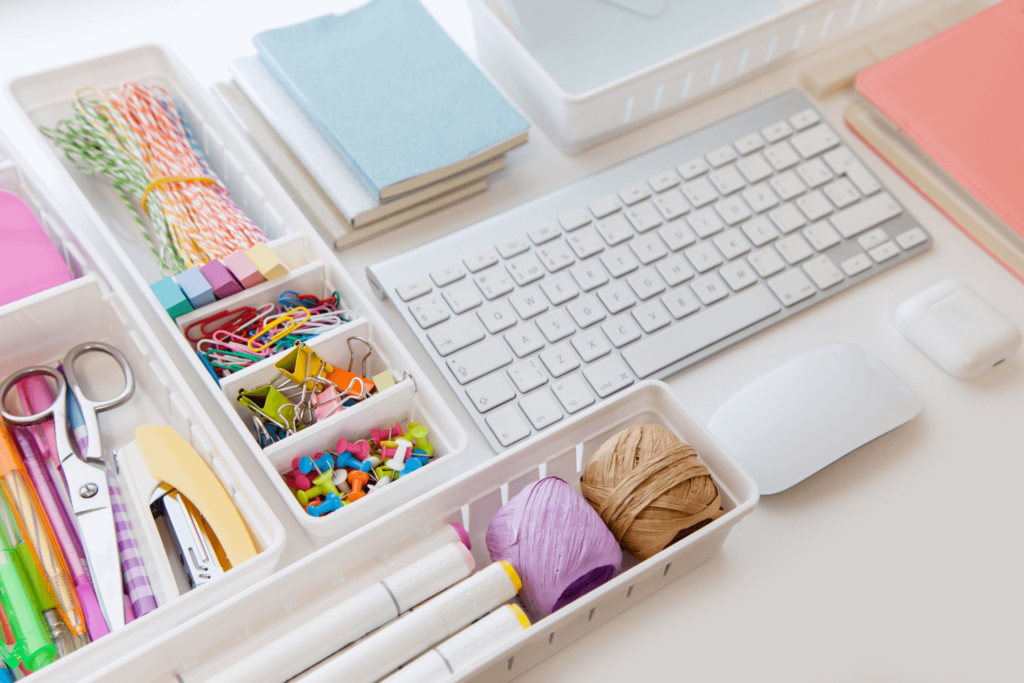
[7,45,468,546]
[0,136,284,681]
[83,382,758,683]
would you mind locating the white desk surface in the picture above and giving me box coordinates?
[2,0,1022,680]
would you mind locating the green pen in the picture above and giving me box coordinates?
[0,496,55,671]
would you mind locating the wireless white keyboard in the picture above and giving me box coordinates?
[368,91,930,451]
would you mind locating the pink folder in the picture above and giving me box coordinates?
[0,189,73,306]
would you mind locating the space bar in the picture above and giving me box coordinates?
[622,285,781,378]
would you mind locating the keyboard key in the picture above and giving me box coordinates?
[570,262,609,292]
[566,227,606,259]
[795,159,833,188]
[764,141,800,171]
[741,215,779,246]
[567,295,607,327]
[536,309,575,343]
[509,286,549,319]
[626,268,666,300]
[600,247,640,278]
[681,178,719,208]
[496,236,530,259]
[397,278,432,302]
[601,315,642,348]
[464,249,499,273]
[803,221,841,251]
[770,171,806,201]
[473,267,514,300]
[505,253,545,286]
[630,234,668,265]
[845,161,881,196]
[625,202,663,232]
[595,213,634,246]
[767,268,816,306]
[623,285,780,378]
[466,374,516,413]
[632,300,672,333]
[687,208,725,238]
[796,191,833,221]
[769,204,807,233]
[536,241,576,272]
[519,391,564,429]
[529,221,561,245]
[430,265,465,288]
[658,222,697,251]
[620,183,652,205]
[504,323,546,357]
[656,254,695,286]
[734,132,765,155]
[762,120,793,142]
[427,317,486,356]
[802,255,844,290]
[653,189,690,221]
[841,253,872,276]
[709,166,746,196]
[748,247,786,277]
[442,280,483,313]
[790,124,840,159]
[485,406,531,447]
[684,242,724,273]
[896,227,928,250]
[789,108,821,130]
[572,328,611,362]
[830,192,902,238]
[857,228,889,251]
[447,338,512,384]
[559,208,592,231]
[507,359,547,393]
[823,178,860,209]
[597,281,637,313]
[707,145,737,167]
[540,273,579,305]
[661,288,701,319]
[720,260,758,291]
[742,183,780,213]
[713,228,752,259]
[715,196,752,226]
[409,295,450,329]
[691,273,729,305]
[869,241,900,263]
[584,356,635,397]
[551,375,595,414]
[589,195,622,218]
[477,300,517,333]
[649,170,681,193]
[678,157,709,180]
[775,234,814,264]
[736,153,773,184]
[539,343,580,377]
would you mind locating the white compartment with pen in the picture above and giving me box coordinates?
[78,381,758,683]
[6,45,469,547]
[0,135,286,683]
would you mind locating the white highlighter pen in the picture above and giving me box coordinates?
[300,561,522,683]
[382,604,531,683]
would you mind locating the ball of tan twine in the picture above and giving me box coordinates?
[581,424,724,561]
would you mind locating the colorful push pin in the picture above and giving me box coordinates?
[366,455,382,469]
[347,470,369,502]
[410,455,430,467]
[387,439,412,472]
[336,453,373,472]
[312,470,339,496]
[285,471,313,491]
[371,422,404,447]
[348,440,371,461]
[307,492,343,517]
[299,453,334,474]
[374,465,395,482]
[332,470,352,494]
[407,423,433,456]
[295,471,338,506]
[369,475,391,491]
[399,457,424,478]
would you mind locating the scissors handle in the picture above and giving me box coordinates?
[0,366,66,426]
[62,343,135,411]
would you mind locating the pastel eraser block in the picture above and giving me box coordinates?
[223,251,265,289]
[174,267,216,309]
[151,277,193,320]
[245,242,290,280]
[199,260,243,300]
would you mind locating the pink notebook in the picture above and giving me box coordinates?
[0,189,73,306]
[856,0,1024,245]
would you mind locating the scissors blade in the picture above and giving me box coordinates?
[76,505,126,632]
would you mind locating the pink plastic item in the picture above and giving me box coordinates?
[0,190,73,305]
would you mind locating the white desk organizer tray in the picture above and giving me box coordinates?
[6,45,469,547]
[469,0,950,152]
[0,135,285,682]
[79,381,758,683]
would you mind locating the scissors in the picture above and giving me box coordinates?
[0,342,134,633]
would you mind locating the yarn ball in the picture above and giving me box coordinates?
[486,477,622,620]
[581,424,724,561]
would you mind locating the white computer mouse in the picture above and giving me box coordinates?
[707,343,921,495]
